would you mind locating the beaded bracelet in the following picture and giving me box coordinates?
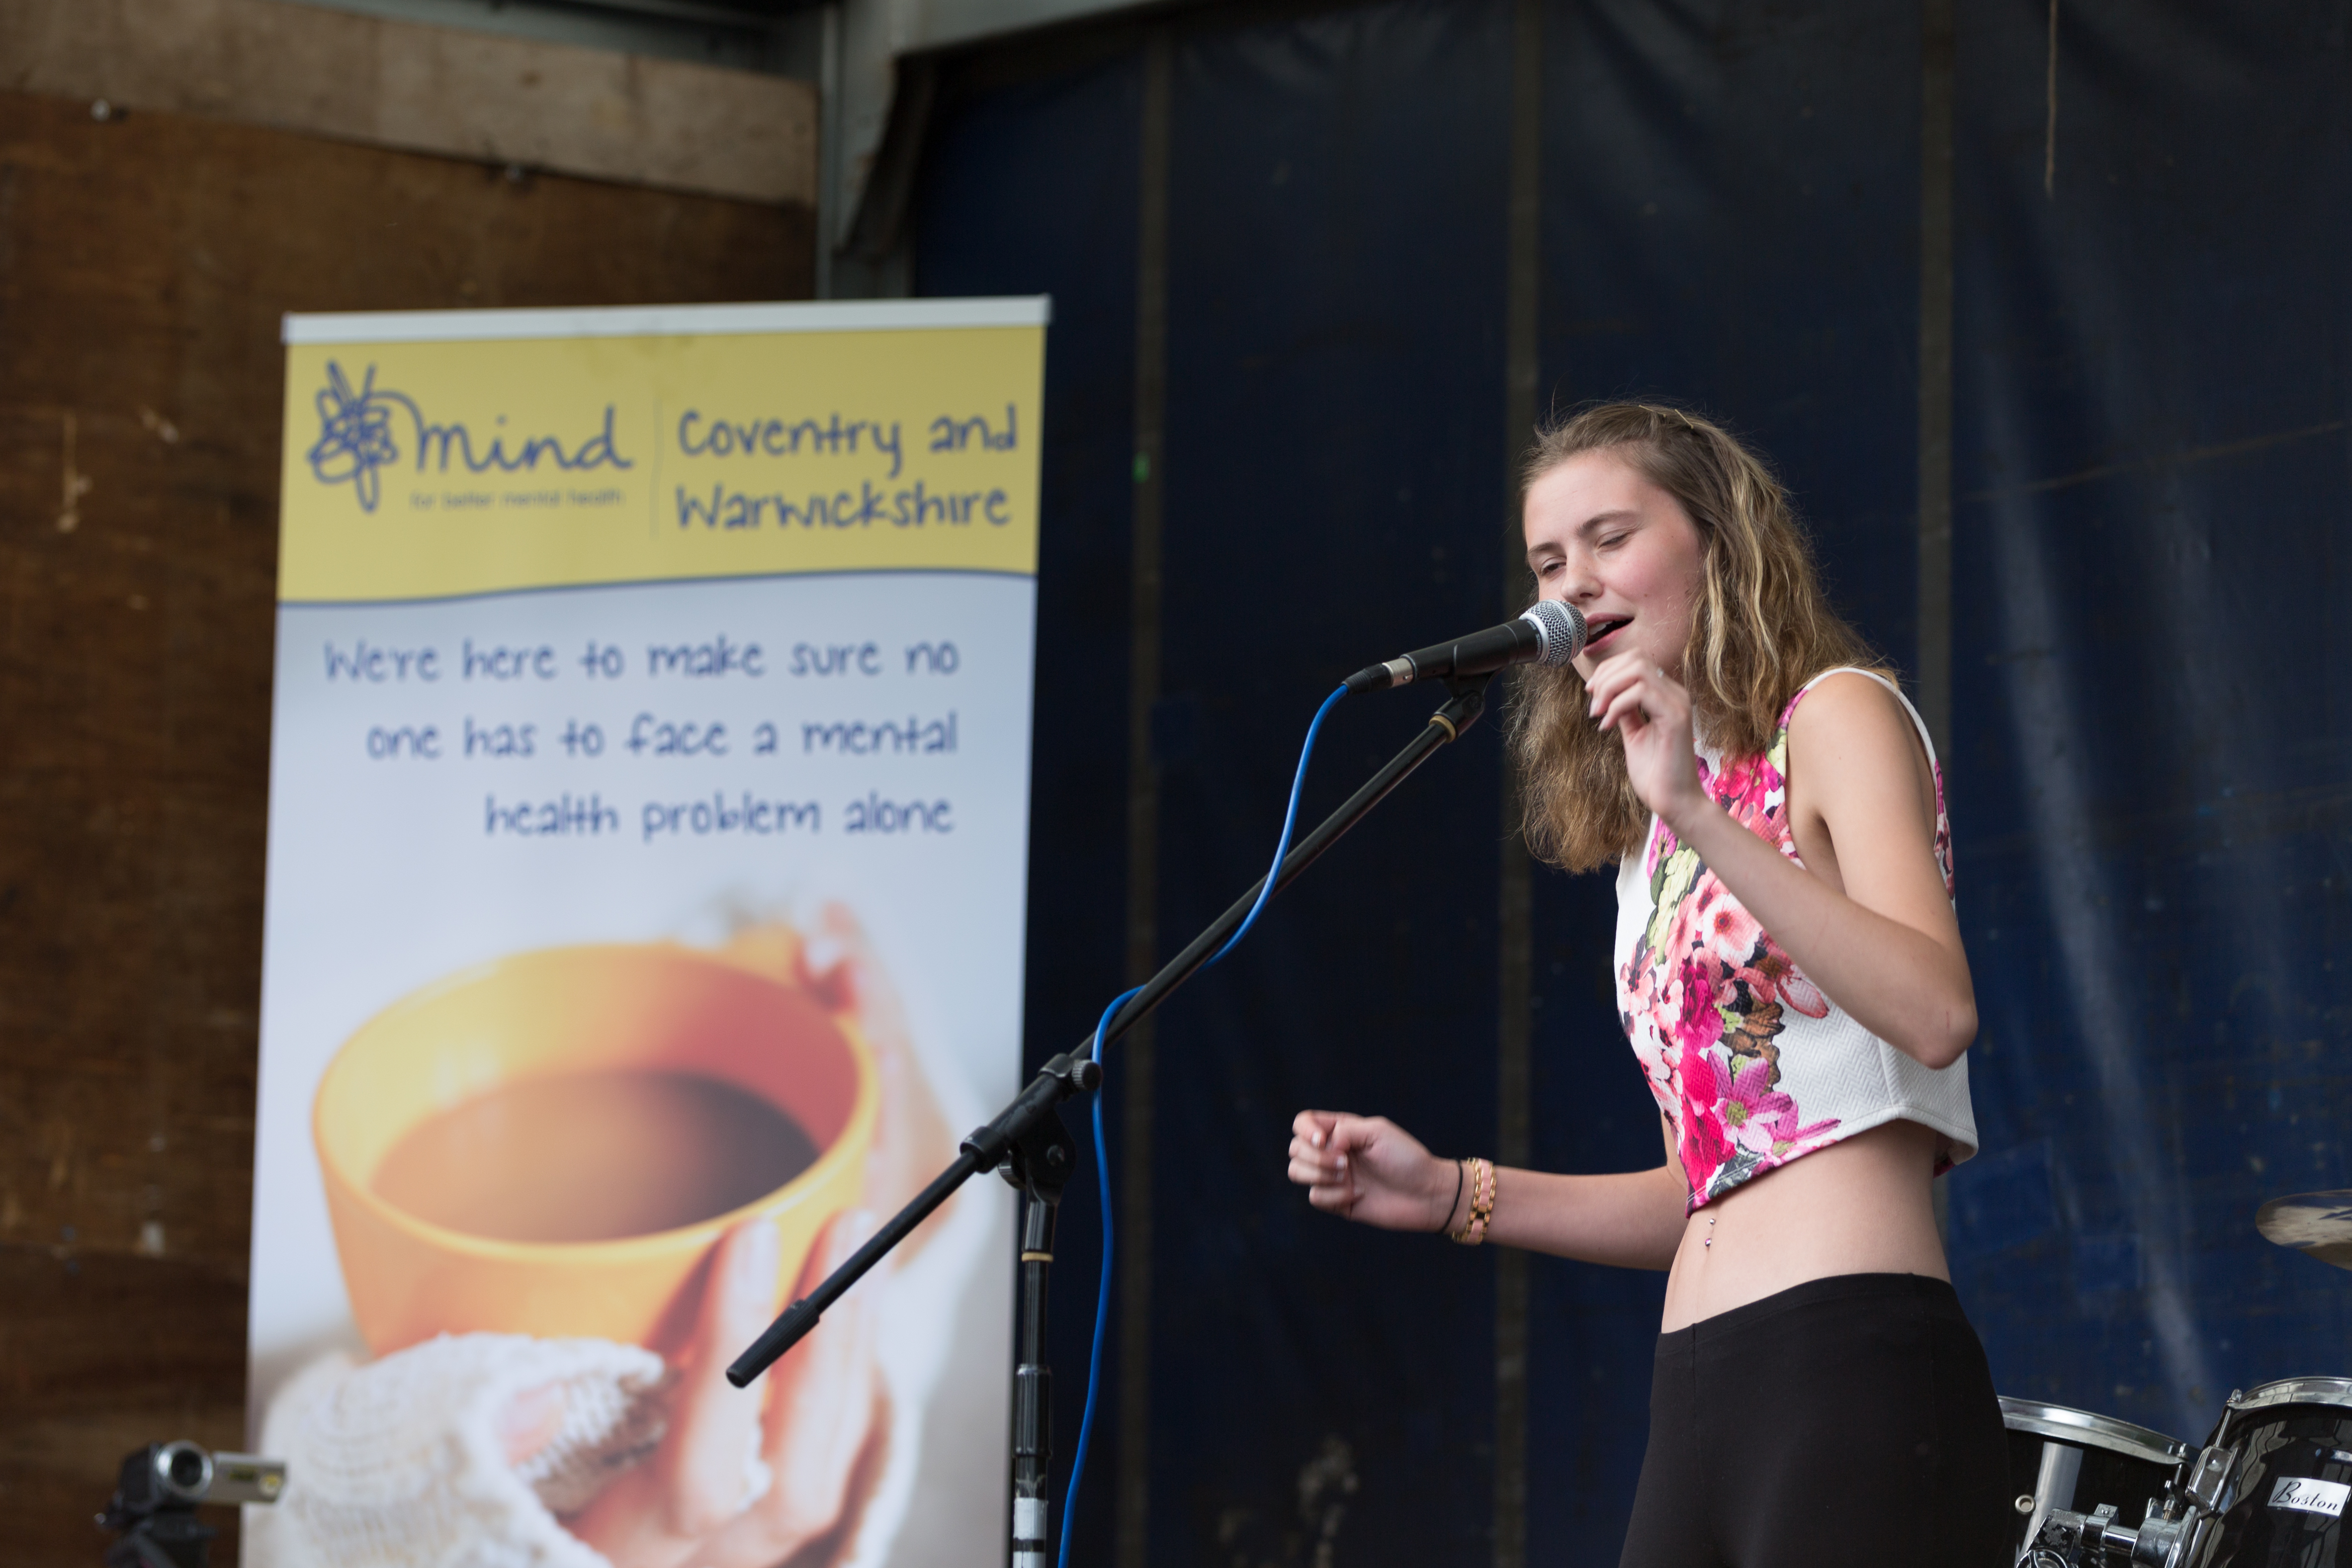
[1451,1157,1495,1245]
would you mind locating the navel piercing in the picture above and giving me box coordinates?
[1704,1213,1716,1249]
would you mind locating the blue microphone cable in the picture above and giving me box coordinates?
[1058,683,1348,1568]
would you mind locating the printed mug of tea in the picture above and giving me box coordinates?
[313,942,878,1355]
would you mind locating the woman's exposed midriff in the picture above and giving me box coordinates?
[1660,1117,1949,1333]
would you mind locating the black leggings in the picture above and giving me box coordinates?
[1619,1273,2011,1568]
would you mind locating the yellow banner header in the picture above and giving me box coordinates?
[277,302,1047,602]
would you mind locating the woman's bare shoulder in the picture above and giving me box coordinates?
[1787,670,1913,746]
[1784,670,1935,812]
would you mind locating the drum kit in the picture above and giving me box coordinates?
[2002,1190,2352,1566]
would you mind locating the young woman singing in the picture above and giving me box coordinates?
[1287,403,2009,1566]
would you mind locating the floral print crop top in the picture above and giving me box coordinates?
[1612,667,1977,1212]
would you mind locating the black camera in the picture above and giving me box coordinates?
[97,1442,286,1568]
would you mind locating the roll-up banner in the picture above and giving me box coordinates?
[245,299,1046,1568]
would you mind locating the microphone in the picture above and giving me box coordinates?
[1344,600,1587,693]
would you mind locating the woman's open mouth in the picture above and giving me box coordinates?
[1584,616,1632,654]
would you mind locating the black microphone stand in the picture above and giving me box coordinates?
[727,673,1497,1564]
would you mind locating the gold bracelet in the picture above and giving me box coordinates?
[1451,1157,1495,1245]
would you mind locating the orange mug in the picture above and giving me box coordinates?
[314,942,877,1355]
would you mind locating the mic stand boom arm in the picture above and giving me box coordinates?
[725,673,1496,1553]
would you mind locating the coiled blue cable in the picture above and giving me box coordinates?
[1058,684,1348,1568]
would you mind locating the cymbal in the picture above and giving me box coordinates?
[2256,1192,2352,1269]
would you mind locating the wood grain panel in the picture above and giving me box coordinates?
[0,86,810,1562]
[3,0,818,206]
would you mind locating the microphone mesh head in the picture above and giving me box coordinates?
[1520,599,1587,665]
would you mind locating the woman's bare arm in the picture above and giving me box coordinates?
[1587,661,1976,1068]
[1287,1110,1687,1269]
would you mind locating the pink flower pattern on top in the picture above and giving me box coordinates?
[1618,684,1954,1210]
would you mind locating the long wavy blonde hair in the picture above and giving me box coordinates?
[1507,402,1893,872]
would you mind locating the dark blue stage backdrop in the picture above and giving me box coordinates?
[911,2,2352,1562]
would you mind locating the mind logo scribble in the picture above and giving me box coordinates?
[307,363,410,512]
[306,360,634,513]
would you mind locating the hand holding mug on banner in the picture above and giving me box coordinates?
[293,907,956,1566]
[560,908,959,1567]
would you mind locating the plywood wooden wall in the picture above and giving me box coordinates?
[0,86,811,1562]
[5,0,818,209]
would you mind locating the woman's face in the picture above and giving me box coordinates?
[1523,449,1707,682]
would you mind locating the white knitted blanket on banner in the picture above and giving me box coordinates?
[245,1334,670,1568]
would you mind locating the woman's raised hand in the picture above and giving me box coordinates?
[1583,652,1706,828]
[1287,1110,1459,1233]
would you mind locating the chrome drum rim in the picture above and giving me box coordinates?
[2226,1377,2352,1418]
[1999,1397,2193,1467]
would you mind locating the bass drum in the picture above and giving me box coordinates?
[2197,1378,2352,1567]
[2001,1397,2191,1562]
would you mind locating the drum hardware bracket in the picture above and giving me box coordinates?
[2026,1501,2209,1568]
[2181,1443,2233,1512]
